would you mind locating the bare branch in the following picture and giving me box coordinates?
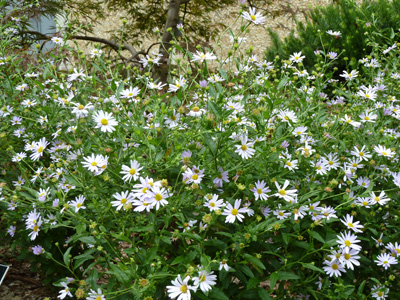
[18,31,142,59]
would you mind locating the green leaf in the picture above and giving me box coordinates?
[281,233,289,245]
[219,68,228,81]
[209,287,229,300]
[64,175,83,188]
[277,271,300,280]
[247,277,260,289]
[63,246,73,266]
[171,256,185,265]
[269,272,279,290]
[309,230,325,243]
[107,263,130,284]
[207,101,222,120]
[160,236,171,245]
[87,268,98,286]
[300,263,324,273]
[357,280,366,295]
[257,287,273,300]
[22,187,39,198]
[78,236,96,245]
[73,251,95,270]
[243,254,266,270]
[18,191,36,201]
[235,264,254,277]
[277,76,289,91]
[203,132,217,155]
[200,255,211,268]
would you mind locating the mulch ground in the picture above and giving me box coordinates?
[0,247,58,300]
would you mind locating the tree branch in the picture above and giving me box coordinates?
[18,31,142,59]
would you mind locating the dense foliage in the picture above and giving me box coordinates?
[1,1,400,299]
[266,0,400,78]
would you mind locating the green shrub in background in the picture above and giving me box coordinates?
[266,0,400,76]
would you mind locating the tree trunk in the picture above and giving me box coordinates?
[152,0,190,83]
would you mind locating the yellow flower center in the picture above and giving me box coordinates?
[155,193,163,201]
[348,223,354,227]
[78,104,84,110]
[33,225,39,232]
[200,274,206,282]
[375,197,380,202]
[129,168,136,175]
[328,161,333,165]
[286,162,292,166]
[331,263,338,270]
[192,106,200,112]
[257,188,262,194]
[344,253,351,260]
[210,202,215,207]
[180,285,188,293]
[231,208,239,215]
[77,203,81,208]
[382,152,387,156]
[241,145,247,151]
[192,174,198,180]
[171,115,176,120]
[101,119,108,125]
[378,291,383,297]
[121,198,127,204]
[279,189,286,196]
[345,240,351,247]
[250,15,256,21]
[91,162,98,166]
[37,146,44,153]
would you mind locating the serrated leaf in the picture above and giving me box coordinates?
[219,68,228,81]
[207,101,222,119]
[244,254,266,270]
[209,287,229,300]
[64,175,83,188]
[309,230,325,243]
[73,251,95,270]
[235,264,255,277]
[18,191,36,201]
[108,263,130,284]
[257,287,273,300]
[22,187,39,198]
[247,277,260,289]
[300,263,324,273]
[78,236,96,245]
[277,271,300,280]
[171,256,185,265]
[277,76,289,91]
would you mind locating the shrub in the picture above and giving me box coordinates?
[1,2,400,300]
[266,0,400,77]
